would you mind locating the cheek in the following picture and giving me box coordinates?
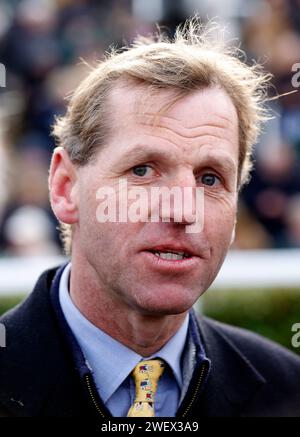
[204,196,237,247]
[77,179,98,222]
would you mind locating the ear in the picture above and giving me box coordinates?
[49,147,79,224]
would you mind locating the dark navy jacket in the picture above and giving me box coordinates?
[0,266,300,417]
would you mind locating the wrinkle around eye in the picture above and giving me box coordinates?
[204,187,237,208]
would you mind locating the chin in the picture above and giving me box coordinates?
[132,286,202,316]
[137,304,190,317]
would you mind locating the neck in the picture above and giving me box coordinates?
[69,253,187,357]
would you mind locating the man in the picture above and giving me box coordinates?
[0,19,300,418]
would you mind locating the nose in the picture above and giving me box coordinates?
[151,171,203,227]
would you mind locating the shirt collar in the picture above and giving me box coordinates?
[59,263,189,403]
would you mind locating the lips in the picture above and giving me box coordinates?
[139,242,202,273]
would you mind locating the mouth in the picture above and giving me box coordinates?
[148,249,192,261]
[141,244,200,272]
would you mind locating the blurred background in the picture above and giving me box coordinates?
[0,0,299,353]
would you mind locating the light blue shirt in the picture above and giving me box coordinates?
[59,263,189,417]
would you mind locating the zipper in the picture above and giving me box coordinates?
[85,374,106,417]
[180,360,209,417]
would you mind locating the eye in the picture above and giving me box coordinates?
[200,173,221,187]
[132,165,153,177]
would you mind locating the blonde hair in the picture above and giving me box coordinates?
[52,18,272,254]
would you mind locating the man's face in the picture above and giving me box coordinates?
[75,85,239,315]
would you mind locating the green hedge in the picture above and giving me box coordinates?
[1,288,300,356]
[201,287,300,355]
[0,296,24,316]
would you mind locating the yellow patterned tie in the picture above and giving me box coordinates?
[127,359,165,417]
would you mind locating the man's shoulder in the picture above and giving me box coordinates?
[193,314,300,416]
[0,266,60,325]
[198,314,300,381]
[0,266,62,366]
[0,265,86,417]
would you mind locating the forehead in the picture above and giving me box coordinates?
[105,83,239,167]
[108,82,238,132]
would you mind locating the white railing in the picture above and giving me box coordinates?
[0,249,299,296]
[212,249,300,289]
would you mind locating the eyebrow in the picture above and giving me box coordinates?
[120,145,173,165]
[121,144,237,175]
[196,151,237,176]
